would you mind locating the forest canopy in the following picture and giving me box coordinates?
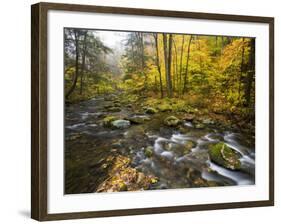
[64,28,255,124]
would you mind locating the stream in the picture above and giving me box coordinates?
[65,94,255,193]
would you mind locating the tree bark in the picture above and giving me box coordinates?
[79,31,88,95]
[182,35,193,94]
[153,34,164,98]
[167,34,173,97]
[179,35,185,96]
[172,38,178,94]
[163,34,169,97]
[163,33,173,98]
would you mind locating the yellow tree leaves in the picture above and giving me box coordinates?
[219,38,251,73]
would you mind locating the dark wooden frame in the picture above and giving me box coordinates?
[31,2,274,221]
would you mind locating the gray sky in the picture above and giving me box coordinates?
[95,30,127,48]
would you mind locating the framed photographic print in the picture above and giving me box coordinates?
[31,2,274,221]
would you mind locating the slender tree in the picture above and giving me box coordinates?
[172,38,178,94]
[168,34,173,97]
[163,33,173,98]
[153,34,164,98]
[179,35,185,95]
[79,31,88,95]
[182,35,193,94]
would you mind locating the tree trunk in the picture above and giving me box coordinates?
[182,35,193,94]
[167,34,173,97]
[172,38,178,94]
[163,34,169,97]
[66,30,79,98]
[79,31,88,95]
[153,34,164,98]
[163,33,173,98]
[179,35,185,96]
[138,33,147,89]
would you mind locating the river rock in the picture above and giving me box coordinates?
[164,116,180,127]
[202,118,215,125]
[184,141,196,153]
[108,107,121,112]
[104,104,113,109]
[183,114,195,121]
[145,107,158,114]
[111,140,122,149]
[209,142,242,170]
[157,104,172,112]
[194,123,205,129]
[124,126,146,139]
[114,103,121,107]
[127,115,150,124]
[112,120,131,129]
[144,146,153,157]
[102,115,117,127]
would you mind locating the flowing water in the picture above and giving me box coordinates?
[65,94,255,193]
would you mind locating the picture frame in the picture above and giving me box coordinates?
[31,2,274,221]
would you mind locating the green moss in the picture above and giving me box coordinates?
[144,146,153,157]
[145,107,158,114]
[157,103,172,112]
[164,116,180,127]
[102,115,117,127]
[107,107,121,112]
[209,142,241,170]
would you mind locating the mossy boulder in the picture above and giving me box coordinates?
[124,126,146,139]
[103,116,117,127]
[111,120,130,129]
[194,123,205,129]
[164,116,180,127]
[157,104,172,112]
[144,146,154,157]
[183,114,195,121]
[202,118,215,125]
[127,115,150,124]
[209,142,242,170]
[145,107,158,114]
